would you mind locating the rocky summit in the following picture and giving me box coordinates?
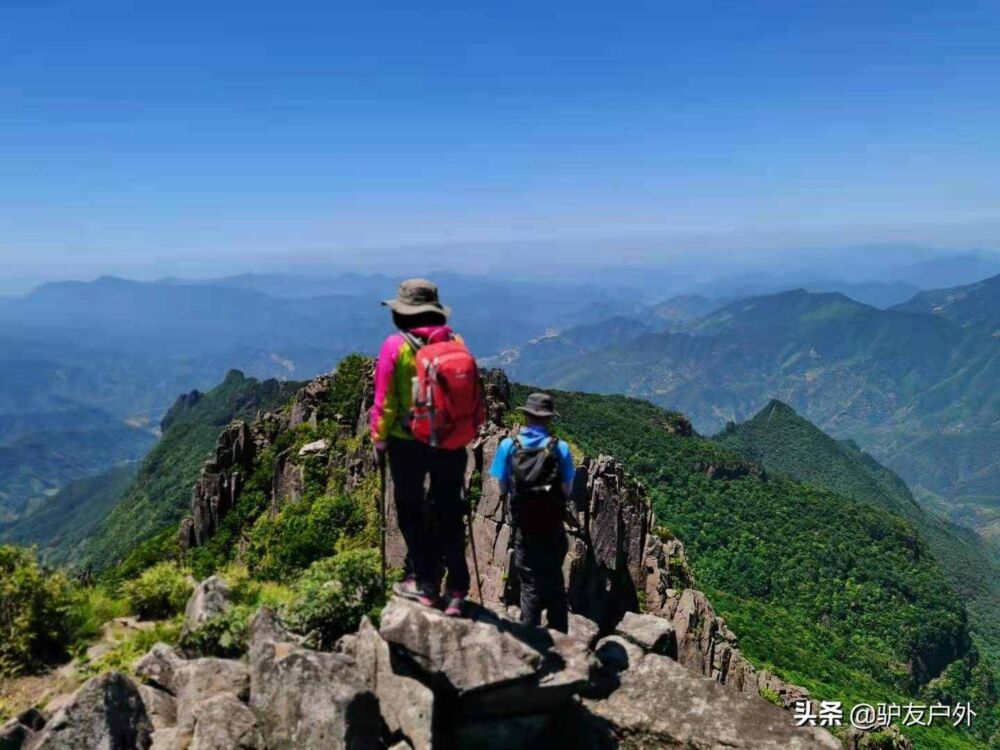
[2,589,839,750]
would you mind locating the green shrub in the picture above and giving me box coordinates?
[758,686,783,706]
[178,605,253,658]
[177,564,296,658]
[65,585,129,646]
[122,562,193,620]
[77,619,182,677]
[244,490,369,580]
[0,545,78,675]
[105,528,179,590]
[281,549,386,650]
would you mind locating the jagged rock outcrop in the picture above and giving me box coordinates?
[179,363,373,553]
[161,390,203,433]
[180,421,257,549]
[19,582,836,750]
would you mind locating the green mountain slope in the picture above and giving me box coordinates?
[716,400,1000,663]
[512,384,999,748]
[75,370,302,572]
[503,286,1000,541]
[0,414,155,522]
[0,463,138,563]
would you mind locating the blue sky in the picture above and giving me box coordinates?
[1,0,998,287]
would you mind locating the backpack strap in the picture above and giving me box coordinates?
[398,330,425,353]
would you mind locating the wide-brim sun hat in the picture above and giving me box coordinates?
[382,278,451,318]
[516,392,559,419]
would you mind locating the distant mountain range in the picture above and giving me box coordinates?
[1,256,998,534]
[504,274,1000,546]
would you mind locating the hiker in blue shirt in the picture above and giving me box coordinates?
[489,393,578,632]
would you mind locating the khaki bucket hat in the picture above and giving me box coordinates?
[516,393,560,419]
[382,278,451,318]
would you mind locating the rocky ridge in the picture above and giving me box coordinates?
[0,363,897,748]
[2,585,840,750]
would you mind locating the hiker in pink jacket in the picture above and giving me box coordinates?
[372,279,476,616]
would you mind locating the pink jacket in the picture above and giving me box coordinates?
[370,325,456,447]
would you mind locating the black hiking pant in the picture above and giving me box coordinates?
[387,437,470,596]
[514,527,569,633]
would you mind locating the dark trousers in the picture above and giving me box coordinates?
[387,437,470,595]
[514,528,569,633]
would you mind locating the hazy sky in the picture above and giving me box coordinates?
[1,0,999,288]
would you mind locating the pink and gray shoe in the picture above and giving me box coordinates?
[393,578,437,608]
[443,591,466,617]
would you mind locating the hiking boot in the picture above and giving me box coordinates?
[443,591,466,617]
[393,578,437,607]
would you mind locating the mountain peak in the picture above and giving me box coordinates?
[755,399,810,425]
[222,369,248,385]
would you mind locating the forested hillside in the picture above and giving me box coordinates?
[513,384,999,748]
[0,407,154,522]
[73,371,303,571]
[716,400,1000,663]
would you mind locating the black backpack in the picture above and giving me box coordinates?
[509,435,565,534]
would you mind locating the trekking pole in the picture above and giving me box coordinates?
[465,487,484,604]
[376,448,388,592]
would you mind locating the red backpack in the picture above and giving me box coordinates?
[400,331,486,450]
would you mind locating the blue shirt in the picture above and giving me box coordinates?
[489,425,576,493]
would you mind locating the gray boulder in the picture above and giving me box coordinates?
[568,613,601,649]
[615,611,677,658]
[248,608,380,749]
[28,672,153,750]
[173,658,250,730]
[582,653,840,750]
[379,597,593,719]
[149,727,191,750]
[183,577,231,635]
[189,694,261,750]
[135,643,184,694]
[138,686,177,731]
